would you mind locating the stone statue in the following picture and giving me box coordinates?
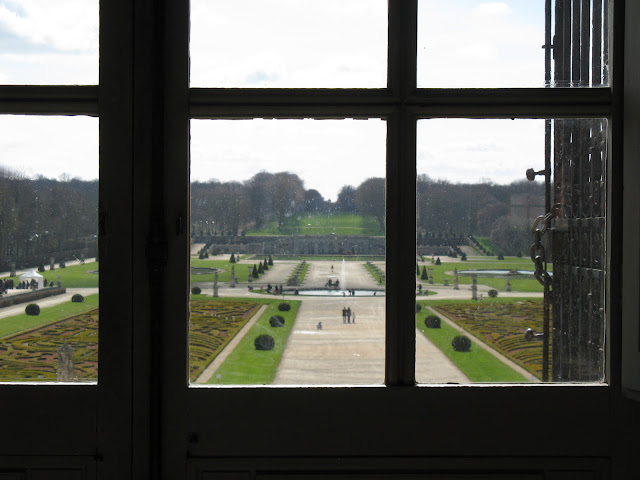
[57,343,74,381]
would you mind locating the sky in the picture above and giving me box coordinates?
[0,1,554,199]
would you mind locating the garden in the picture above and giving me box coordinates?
[417,298,547,380]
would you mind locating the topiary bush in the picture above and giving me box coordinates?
[25,304,40,316]
[71,294,85,303]
[488,289,498,298]
[269,315,285,327]
[415,303,422,313]
[452,335,472,352]
[424,315,441,328]
[254,334,275,350]
[191,286,202,295]
[497,253,505,260]
[278,302,291,312]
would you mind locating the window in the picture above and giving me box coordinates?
[0,1,637,479]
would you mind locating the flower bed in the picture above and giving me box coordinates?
[188,299,261,382]
[0,309,99,381]
[432,299,548,379]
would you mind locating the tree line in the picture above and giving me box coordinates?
[0,168,98,270]
[192,170,543,255]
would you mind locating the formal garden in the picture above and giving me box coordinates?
[416,298,546,381]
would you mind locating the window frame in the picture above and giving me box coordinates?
[0,0,635,479]
[161,0,624,475]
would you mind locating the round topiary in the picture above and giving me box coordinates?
[497,254,505,260]
[254,334,275,350]
[452,335,472,352]
[269,315,285,327]
[424,315,441,328]
[25,304,40,316]
[71,294,84,303]
[488,289,498,298]
[278,302,291,312]
[415,303,422,313]
[191,286,202,295]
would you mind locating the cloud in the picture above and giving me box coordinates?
[475,2,513,17]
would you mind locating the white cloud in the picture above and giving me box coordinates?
[475,2,512,17]
[0,0,97,83]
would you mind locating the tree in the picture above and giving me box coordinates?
[272,172,304,229]
[245,172,274,229]
[421,266,428,280]
[229,253,236,263]
[303,189,326,212]
[336,185,357,212]
[355,178,385,232]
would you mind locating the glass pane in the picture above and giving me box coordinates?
[0,115,99,382]
[418,0,609,88]
[0,1,98,84]
[189,118,386,385]
[415,118,606,384]
[190,0,387,88]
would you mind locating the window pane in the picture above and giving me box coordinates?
[0,115,99,382]
[190,0,387,88]
[415,118,606,384]
[0,1,98,85]
[189,119,386,386]
[418,0,609,88]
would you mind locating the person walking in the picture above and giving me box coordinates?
[347,307,352,324]
[342,307,347,324]
[352,311,356,324]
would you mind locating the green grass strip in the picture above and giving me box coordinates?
[363,262,386,286]
[272,255,385,261]
[298,262,310,284]
[416,313,528,383]
[1,262,100,288]
[209,299,301,385]
[0,294,99,339]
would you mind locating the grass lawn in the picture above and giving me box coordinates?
[416,258,546,293]
[416,307,529,382]
[474,236,506,256]
[247,213,384,236]
[425,298,546,379]
[0,294,99,339]
[2,262,100,288]
[190,258,266,284]
[207,298,301,384]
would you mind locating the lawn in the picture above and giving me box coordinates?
[190,258,267,284]
[0,294,99,339]
[416,309,528,382]
[421,298,546,379]
[416,258,546,293]
[206,298,301,384]
[247,213,384,236]
[474,236,506,257]
[2,262,100,288]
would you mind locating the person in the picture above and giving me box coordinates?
[352,312,356,324]
[347,307,352,324]
[331,265,334,272]
[317,321,322,330]
[342,307,347,324]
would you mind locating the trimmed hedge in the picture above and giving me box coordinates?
[25,303,40,316]
[269,315,285,327]
[254,334,275,351]
[278,302,291,312]
[71,294,85,303]
[452,335,472,352]
[424,315,441,328]
[415,303,422,313]
[488,289,498,298]
[191,286,202,295]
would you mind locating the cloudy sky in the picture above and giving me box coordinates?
[0,1,551,200]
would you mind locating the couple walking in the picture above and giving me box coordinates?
[342,306,356,324]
